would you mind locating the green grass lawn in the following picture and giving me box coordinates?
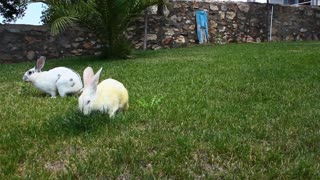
[0,42,319,178]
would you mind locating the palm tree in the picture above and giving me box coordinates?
[44,0,164,58]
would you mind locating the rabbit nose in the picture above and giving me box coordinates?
[22,75,27,81]
[79,105,83,113]
[80,106,87,114]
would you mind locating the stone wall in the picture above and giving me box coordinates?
[127,2,320,49]
[0,25,101,63]
[270,5,320,41]
[0,2,319,63]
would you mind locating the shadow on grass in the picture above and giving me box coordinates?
[44,110,119,136]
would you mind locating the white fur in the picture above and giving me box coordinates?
[78,67,129,117]
[23,56,83,97]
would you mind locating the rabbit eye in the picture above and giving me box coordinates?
[86,100,91,105]
[28,71,33,75]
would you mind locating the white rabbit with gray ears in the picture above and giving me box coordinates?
[23,56,83,98]
[78,67,129,118]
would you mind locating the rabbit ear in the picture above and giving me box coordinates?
[84,67,102,93]
[36,56,46,71]
[91,67,103,86]
[83,67,94,87]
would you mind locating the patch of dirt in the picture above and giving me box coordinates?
[45,161,67,173]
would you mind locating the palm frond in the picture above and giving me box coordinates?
[43,0,167,58]
[50,16,79,35]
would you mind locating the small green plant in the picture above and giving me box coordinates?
[213,33,226,45]
[137,95,165,109]
[17,81,29,95]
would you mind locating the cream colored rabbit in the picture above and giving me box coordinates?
[78,67,129,117]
